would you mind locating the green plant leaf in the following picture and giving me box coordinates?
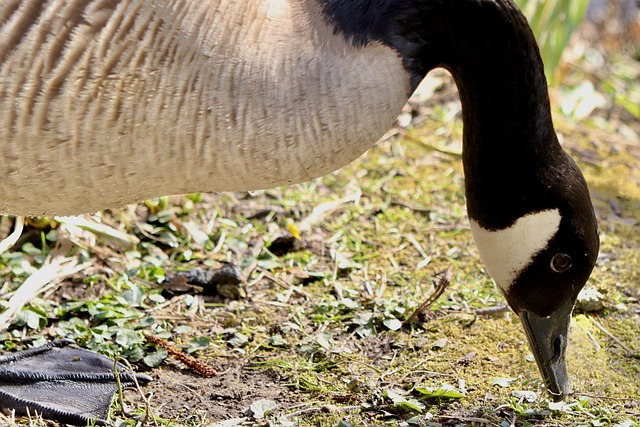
[143,348,168,367]
[415,385,465,399]
[189,335,213,352]
[249,399,277,419]
[385,389,425,413]
[115,329,145,347]
[383,317,403,331]
[491,377,516,388]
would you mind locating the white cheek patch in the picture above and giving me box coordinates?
[469,209,561,292]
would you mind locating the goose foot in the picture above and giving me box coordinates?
[0,339,151,426]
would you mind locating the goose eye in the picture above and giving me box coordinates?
[551,253,572,273]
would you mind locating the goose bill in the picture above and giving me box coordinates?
[519,299,574,401]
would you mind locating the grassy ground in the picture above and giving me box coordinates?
[0,17,639,427]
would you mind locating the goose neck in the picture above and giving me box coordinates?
[397,0,567,226]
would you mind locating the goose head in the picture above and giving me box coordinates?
[468,154,599,399]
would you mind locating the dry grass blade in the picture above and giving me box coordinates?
[255,266,311,298]
[0,216,24,256]
[56,215,140,250]
[115,357,157,424]
[297,192,360,233]
[398,129,463,157]
[0,241,89,331]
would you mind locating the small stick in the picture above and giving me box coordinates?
[146,333,216,377]
[284,405,364,419]
[398,129,463,158]
[577,393,639,402]
[116,357,157,425]
[255,266,310,298]
[438,415,493,424]
[403,268,452,327]
[475,305,510,315]
[587,316,636,357]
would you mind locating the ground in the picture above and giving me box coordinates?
[0,14,639,427]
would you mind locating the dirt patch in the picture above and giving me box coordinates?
[135,357,297,423]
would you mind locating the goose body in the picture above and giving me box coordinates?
[0,0,599,400]
[0,0,409,215]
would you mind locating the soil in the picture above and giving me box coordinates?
[139,360,294,423]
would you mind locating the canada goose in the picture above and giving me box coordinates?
[0,0,599,403]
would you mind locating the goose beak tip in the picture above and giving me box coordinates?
[519,300,574,400]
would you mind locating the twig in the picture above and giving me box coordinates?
[255,266,310,298]
[146,333,216,377]
[403,268,452,327]
[577,393,639,402]
[475,305,510,315]
[147,294,190,313]
[117,357,157,425]
[390,200,431,213]
[284,405,361,419]
[242,260,259,287]
[178,383,206,404]
[587,316,636,356]
[398,129,463,158]
[438,415,493,424]
[404,369,454,381]
[399,356,441,384]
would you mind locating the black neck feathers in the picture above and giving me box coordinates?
[317,0,575,229]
